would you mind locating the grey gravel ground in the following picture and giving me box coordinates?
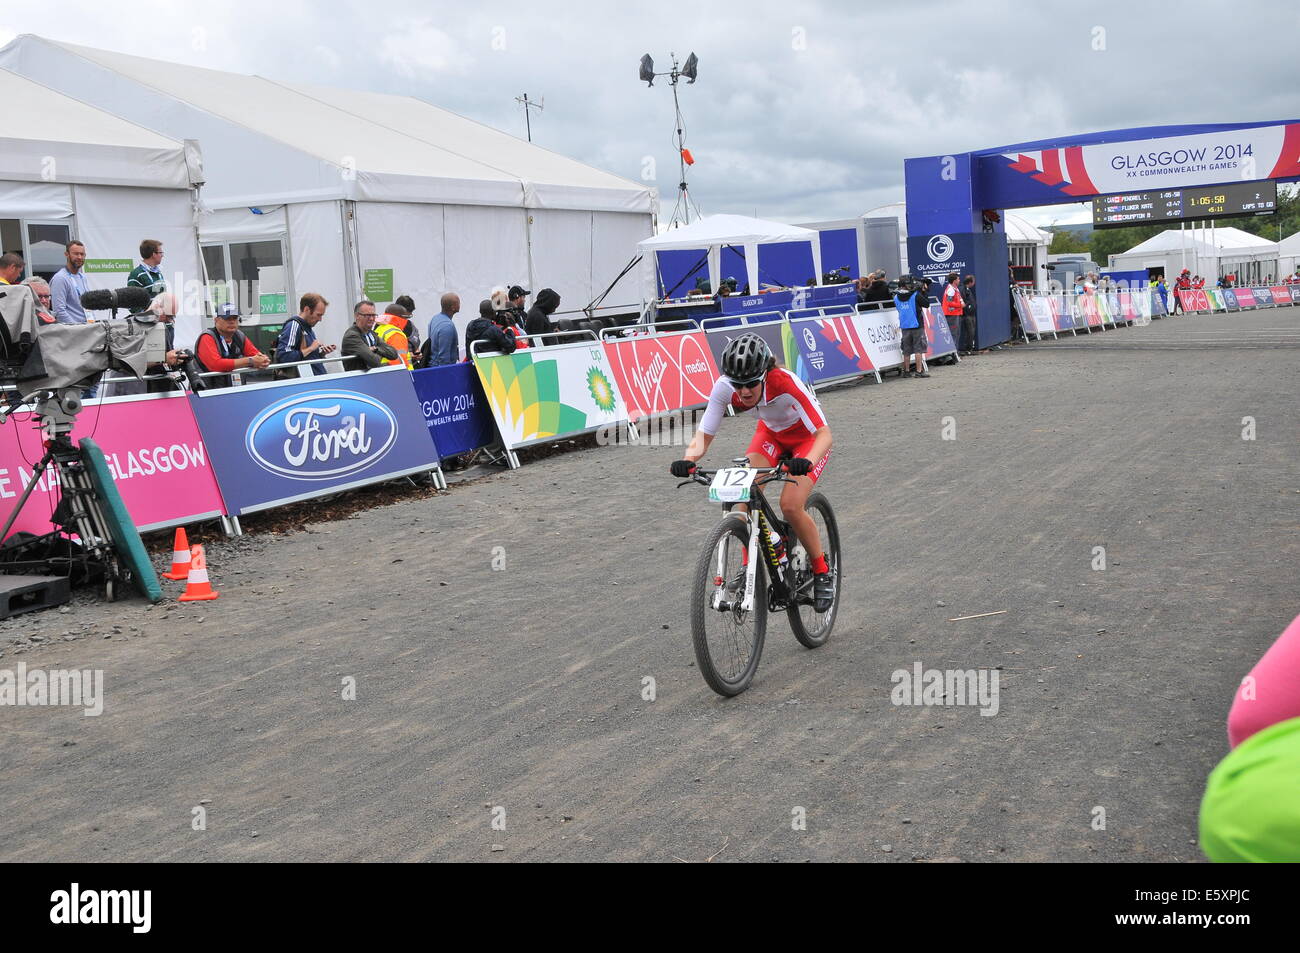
[1,308,1296,862]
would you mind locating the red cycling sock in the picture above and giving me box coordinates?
[741,547,749,566]
[812,554,828,574]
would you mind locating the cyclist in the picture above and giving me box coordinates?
[670,333,834,612]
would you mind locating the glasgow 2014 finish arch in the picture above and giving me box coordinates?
[904,121,1300,348]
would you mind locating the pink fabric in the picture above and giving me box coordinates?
[1228,613,1300,748]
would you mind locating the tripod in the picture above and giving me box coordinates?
[0,387,157,601]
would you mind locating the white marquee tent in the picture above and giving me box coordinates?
[638,214,822,304]
[0,67,203,339]
[0,35,656,347]
[1108,226,1279,284]
[1277,229,1300,279]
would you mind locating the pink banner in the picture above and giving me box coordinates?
[0,394,227,537]
[1080,294,1102,326]
[1177,290,1210,312]
[1235,289,1257,308]
[603,331,719,422]
[1270,286,1290,303]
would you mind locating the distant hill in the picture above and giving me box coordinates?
[1042,223,1093,239]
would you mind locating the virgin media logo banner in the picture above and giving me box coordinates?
[603,331,719,422]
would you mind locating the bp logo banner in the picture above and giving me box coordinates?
[189,367,437,515]
[473,342,627,450]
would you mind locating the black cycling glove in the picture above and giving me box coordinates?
[669,460,697,478]
[785,457,813,476]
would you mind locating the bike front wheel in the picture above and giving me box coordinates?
[690,516,766,697]
[787,492,841,648]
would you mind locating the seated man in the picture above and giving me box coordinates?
[19,276,56,324]
[274,293,335,376]
[341,300,399,370]
[194,302,270,389]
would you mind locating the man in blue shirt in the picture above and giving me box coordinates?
[50,240,88,325]
[274,292,335,376]
[426,292,461,366]
[893,275,930,379]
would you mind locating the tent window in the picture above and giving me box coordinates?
[25,223,71,282]
[202,238,288,322]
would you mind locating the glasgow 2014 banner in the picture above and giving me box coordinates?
[188,367,438,515]
[0,393,225,535]
[473,340,628,451]
[410,362,498,458]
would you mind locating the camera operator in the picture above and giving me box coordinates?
[463,297,519,359]
[144,292,182,393]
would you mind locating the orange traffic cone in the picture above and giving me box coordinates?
[178,545,219,602]
[162,527,192,580]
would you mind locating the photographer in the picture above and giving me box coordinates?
[145,292,184,393]
[463,297,519,360]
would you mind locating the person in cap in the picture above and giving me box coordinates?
[463,295,519,361]
[385,299,420,356]
[374,303,415,369]
[195,302,270,389]
[507,284,529,325]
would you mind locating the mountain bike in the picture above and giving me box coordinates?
[677,458,841,696]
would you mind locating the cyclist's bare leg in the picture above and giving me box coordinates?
[779,475,824,563]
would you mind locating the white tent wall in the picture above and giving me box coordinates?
[591,211,653,312]
[442,204,529,343]
[528,209,591,317]
[73,184,203,344]
[0,182,73,219]
[287,202,351,349]
[201,206,287,242]
[354,201,446,337]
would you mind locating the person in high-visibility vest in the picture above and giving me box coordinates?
[940,271,964,353]
[374,303,414,369]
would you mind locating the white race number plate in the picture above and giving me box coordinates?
[708,467,755,503]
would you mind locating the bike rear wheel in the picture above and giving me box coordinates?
[786,492,841,648]
[691,516,766,696]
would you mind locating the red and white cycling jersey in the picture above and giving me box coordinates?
[698,366,827,440]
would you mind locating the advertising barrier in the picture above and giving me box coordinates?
[602,328,718,422]
[922,304,960,359]
[410,362,498,458]
[703,316,802,382]
[1254,287,1275,307]
[0,393,226,536]
[849,307,905,371]
[1235,288,1257,308]
[1291,286,1300,305]
[473,339,628,451]
[189,366,439,516]
[786,313,881,385]
[1017,294,1058,339]
[1270,285,1290,304]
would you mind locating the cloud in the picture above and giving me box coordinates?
[377,21,470,78]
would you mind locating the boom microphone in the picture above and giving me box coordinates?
[79,287,153,312]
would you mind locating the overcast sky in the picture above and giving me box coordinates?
[4,0,1295,227]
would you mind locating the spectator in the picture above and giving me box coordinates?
[382,300,420,357]
[50,240,88,325]
[424,293,460,367]
[1172,268,1191,314]
[854,275,872,303]
[374,304,414,368]
[19,276,56,324]
[341,300,398,370]
[960,275,977,356]
[463,296,519,361]
[274,292,335,377]
[195,302,270,388]
[126,239,166,296]
[861,270,891,310]
[492,289,530,347]
[940,271,964,352]
[893,276,929,379]
[525,288,561,340]
[507,284,529,326]
[144,292,182,393]
[0,252,22,285]
[392,295,421,354]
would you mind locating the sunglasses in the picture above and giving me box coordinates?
[728,375,764,390]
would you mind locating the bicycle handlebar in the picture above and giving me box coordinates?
[676,463,798,490]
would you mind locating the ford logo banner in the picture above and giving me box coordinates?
[245,391,398,480]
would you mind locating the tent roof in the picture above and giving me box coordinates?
[1120,226,1278,256]
[1277,230,1300,254]
[0,67,195,188]
[640,214,816,251]
[0,35,651,213]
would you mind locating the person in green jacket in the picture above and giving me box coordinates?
[126,238,166,297]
